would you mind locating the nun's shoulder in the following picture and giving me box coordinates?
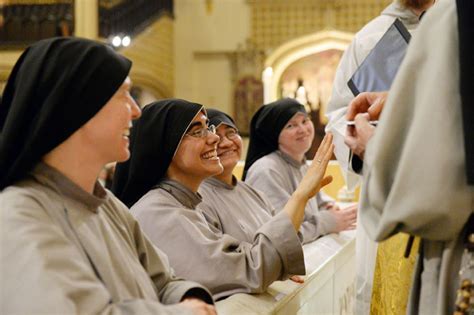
[1,179,50,207]
[248,151,282,172]
[198,178,214,195]
[0,179,54,222]
[130,187,181,213]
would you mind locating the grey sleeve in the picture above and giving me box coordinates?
[196,202,224,233]
[316,191,335,209]
[300,210,338,244]
[0,191,203,315]
[132,196,305,300]
[246,166,337,243]
[130,217,214,305]
[245,164,292,211]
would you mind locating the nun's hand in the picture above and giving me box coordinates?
[285,133,334,231]
[297,133,334,200]
[329,203,358,232]
[289,275,305,284]
[181,298,217,315]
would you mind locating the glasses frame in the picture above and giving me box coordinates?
[217,128,240,141]
[185,124,216,138]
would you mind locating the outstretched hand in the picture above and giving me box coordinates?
[289,275,305,284]
[181,298,217,315]
[329,203,358,232]
[297,133,334,200]
[285,133,334,232]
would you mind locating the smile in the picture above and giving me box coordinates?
[296,135,310,141]
[218,150,236,158]
[201,150,219,160]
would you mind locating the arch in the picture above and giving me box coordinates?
[129,69,173,101]
[262,30,354,103]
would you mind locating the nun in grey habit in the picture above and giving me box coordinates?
[0,38,214,314]
[112,100,335,299]
[197,109,275,244]
[244,99,357,243]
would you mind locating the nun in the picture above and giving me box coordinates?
[0,38,215,315]
[197,109,274,243]
[112,99,334,299]
[243,98,357,243]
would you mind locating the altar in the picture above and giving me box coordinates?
[216,230,356,315]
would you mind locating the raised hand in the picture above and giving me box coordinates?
[296,133,334,200]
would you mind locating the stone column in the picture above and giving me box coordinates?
[262,67,273,104]
[74,0,98,39]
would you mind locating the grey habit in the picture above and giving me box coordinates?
[245,150,337,244]
[198,176,275,243]
[0,163,212,314]
[360,0,473,313]
[131,179,305,299]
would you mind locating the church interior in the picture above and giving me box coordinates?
[2,1,471,314]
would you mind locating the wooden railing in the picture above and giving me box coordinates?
[0,0,173,47]
[0,1,73,47]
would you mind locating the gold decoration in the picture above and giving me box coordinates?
[370,234,420,315]
[248,0,391,50]
[205,0,213,15]
[3,0,72,4]
[99,0,124,9]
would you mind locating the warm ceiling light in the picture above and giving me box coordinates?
[122,36,131,47]
[112,36,121,47]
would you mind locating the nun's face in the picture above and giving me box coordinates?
[278,112,314,156]
[80,77,141,164]
[169,112,223,181]
[215,124,242,172]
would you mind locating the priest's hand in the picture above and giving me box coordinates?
[345,113,376,159]
[329,203,358,232]
[180,298,217,315]
[345,91,387,159]
[346,91,387,121]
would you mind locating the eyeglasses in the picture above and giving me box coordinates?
[185,124,216,138]
[219,128,239,141]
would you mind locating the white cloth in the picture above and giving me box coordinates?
[326,1,420,190]
[325,2,421,314]
[360,0,473,313]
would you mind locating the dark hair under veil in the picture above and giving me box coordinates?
[112,99,204,207]
[242,98,306,180]
[0,37,131,189]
